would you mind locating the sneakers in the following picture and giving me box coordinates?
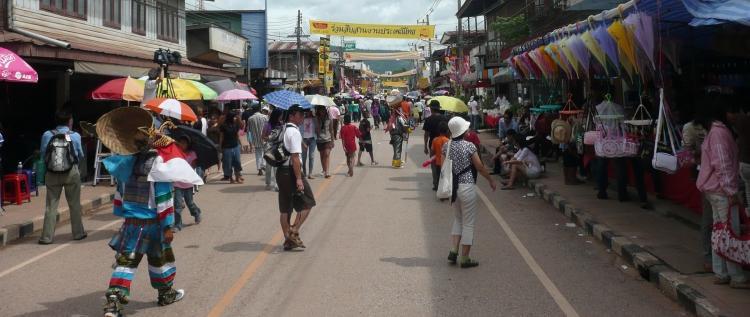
[103,290,128,317]
[157,288,185,306]
[459,257,479,268]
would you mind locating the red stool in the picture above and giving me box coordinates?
[2,174,31,205]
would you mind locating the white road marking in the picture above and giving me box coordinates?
[477,188,581,317]
[0,219,122,279]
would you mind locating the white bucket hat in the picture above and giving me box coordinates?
[448,116,471,139]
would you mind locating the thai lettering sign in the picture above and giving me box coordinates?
[309,20,435,39]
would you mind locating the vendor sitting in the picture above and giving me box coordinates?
[491,129,519,175]
[501,134,543,190]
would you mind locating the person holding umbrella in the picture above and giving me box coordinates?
[219,111,244,184]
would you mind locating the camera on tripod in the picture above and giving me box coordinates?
[153,48,182,66]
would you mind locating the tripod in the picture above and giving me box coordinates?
[156,65,176,99]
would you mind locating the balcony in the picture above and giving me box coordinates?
[187,25,248,67]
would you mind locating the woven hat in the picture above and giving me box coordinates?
[386,90,403,107]
[551,119,572,144]
[96,107,153,155]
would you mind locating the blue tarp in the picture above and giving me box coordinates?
[681,0,750,26]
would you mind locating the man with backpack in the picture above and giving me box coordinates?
[273,105,316,250]
[38,111,86,245]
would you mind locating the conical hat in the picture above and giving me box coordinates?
[96,107,153,155]
[386,90,403,107]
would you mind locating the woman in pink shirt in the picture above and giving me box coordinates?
[695,104,749,289]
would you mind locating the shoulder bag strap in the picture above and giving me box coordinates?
[654,89,665,155]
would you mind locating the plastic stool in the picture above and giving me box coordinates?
[2,174,31,205]
[21,169,38,196]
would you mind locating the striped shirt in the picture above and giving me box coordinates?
[247,113,268,148]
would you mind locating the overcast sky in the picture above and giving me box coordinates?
[189,0,477,51]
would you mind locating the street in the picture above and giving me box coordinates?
[0,129,686,317]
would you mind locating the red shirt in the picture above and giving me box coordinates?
[465,130,481,148]
[340,124,361,153]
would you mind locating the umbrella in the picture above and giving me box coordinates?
[431,96,469,113]
[593,25,619,75]
[433,90,449,96]
[569,35,592,77]
[205,79,237,94]
[217,89,258,101]
[560,37,581,78]
[305,94,336,107]
[187,80,218,100]
[335,92,351,98]
[544,44,570,79]
[0,47,38,83]
[624,12,655,70]
[581,30,609,76]
[143,98,197,122]
[608,20,639,76]
[527,48,550,79]
[263,90,312,109]
[91,77,145,101]
[169,126,219,169]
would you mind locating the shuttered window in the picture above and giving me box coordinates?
[40,0,87,20]
[131,0,147,35]
[156,0,180,43]
[103,0,121,29]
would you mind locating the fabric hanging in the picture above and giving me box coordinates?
[624,12,656,70]
[608,20,640,76]
[581,31,609,76]
[568,35,592,78]
[593,25,620,74]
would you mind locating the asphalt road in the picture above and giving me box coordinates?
[0,126,687,317]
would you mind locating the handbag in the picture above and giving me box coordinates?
[652,89,679,174]
[581,103,599,145]
[711,203,750,266]
[594,124,633,158]
[436,141,453,199]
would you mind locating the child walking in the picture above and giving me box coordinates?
[174,135,203,231]
[340,115,361,177]
[357,118,378,166]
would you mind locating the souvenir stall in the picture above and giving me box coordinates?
[505,0,750,214]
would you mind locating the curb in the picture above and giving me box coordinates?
[524,179,723,317]
[478,143,723,317]
[0,193,115,247]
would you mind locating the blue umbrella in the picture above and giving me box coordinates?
[263,90,312,109]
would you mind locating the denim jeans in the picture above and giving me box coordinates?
[265,164,277,187]
[174,187,202,229]
[254,146,265,172]
[706,193,747,283]
[222,145,242,178]
[302,138,317,176]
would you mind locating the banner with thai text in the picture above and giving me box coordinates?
[310,20,434,39]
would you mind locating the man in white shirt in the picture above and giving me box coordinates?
[276,105,317,250]
[141,68,162,106]
[468,96,480,130]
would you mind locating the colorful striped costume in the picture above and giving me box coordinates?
[104,154,176,300]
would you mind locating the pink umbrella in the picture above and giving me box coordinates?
[624,12,655,70]
[217,89,258,101]
[0,47,38,83]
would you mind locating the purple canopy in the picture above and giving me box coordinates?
[593,25,619,75]
[568,35,592,78]
[624,12,655,70]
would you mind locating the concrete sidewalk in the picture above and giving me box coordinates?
[0,182,115,247]
[477,131,749,317]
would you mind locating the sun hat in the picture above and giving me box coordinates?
[95,107,153,155]
[448,116,471,139]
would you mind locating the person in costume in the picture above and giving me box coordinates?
[386,107,408,168]
[96,108,203,317]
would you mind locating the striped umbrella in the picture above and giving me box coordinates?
[143,98,197,122]
[263,90,312,109]
[91,77,145,101]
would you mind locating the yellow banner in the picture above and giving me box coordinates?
[310,20,435,39]
[383,80,408,88]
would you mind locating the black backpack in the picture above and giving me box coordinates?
[263,124,296,167]
[44,130,78,173]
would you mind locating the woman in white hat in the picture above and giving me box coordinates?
[444,116,496,268]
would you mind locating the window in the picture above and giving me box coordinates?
[103,0,121,29]
[157,0,179,43]
[40,0,87,20]
[131,0,147,35]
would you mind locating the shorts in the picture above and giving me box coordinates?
[317,141,332,152]
[276,167,316,213]
[359,142,373,153]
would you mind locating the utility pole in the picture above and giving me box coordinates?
[296,10,302,92]
[456,0,463,95]
[426,14,433,79]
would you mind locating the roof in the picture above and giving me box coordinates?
[186,10,265,14]
[457,0,488,18]
[267,41,319,53]
[440,31,487,45]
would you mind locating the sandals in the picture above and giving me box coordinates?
[447,251,458,264]
[288,227,306,249]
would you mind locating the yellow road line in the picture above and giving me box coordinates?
[477,189,581,317]
[207,162,346,317]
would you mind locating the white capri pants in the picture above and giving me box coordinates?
[451,183,478,245]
